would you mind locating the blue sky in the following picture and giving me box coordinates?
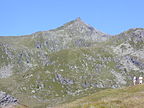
[0,0,144,36]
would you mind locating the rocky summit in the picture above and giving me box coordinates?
[0,18,144,108]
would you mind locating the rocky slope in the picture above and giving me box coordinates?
[0,91,28,108]
[0,18,144,107]
[0,91,17,107]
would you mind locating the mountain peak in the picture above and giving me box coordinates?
[51,17,89,31]
[53,18,102,33]
[47,17,107,41]
[74,17,83,23]
[75,17,81,21]
[64,17,87,28]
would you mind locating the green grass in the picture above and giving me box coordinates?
[0,45,118,108]
[0,40,133,108]
[54,84,144,108]
[0,25,144,108]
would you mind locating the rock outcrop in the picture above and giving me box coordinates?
[0,91,17,107]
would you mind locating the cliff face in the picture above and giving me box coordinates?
[0,18,144,107]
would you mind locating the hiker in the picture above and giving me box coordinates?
[133,76,137,85]
[139,76,143,84]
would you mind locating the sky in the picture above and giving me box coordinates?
[0,0,144,36]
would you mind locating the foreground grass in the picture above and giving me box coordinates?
[53,84,144,108]
[2,104,28,108]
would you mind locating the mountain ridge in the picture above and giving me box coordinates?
[0,18,106,37]
[0,18,144,108]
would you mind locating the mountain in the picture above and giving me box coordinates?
[0,18,144,108]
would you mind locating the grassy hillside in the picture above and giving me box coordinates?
[0,18,144,108]
[0,45,121,108]
[53,84,144,108]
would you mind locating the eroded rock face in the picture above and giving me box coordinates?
[0,91,17,107]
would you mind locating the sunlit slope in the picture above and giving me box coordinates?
[0,17,144,108]
[54,84,144,108]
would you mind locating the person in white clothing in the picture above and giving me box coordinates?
[133,76,137,85]
[139,76,143,84]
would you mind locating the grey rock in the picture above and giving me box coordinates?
[55,74,74,85]
[0,91,18,107]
